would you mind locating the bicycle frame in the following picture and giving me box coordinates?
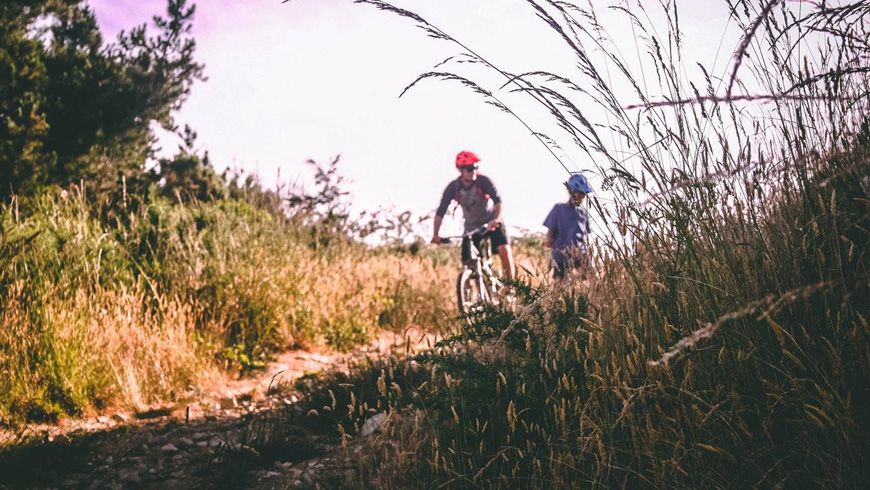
[464,232,502,303]
[450,225,504,314]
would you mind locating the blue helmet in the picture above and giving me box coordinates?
[565,173,592,193]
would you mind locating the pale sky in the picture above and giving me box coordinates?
[89,0,744,236]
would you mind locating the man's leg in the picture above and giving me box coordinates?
[461,236,472,265]
[489,224,514,282]
[497,244,514,282]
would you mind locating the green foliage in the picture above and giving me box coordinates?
[154,127,226,202]
[0,191,121,425]
[0,179,453,423]
[285,156,355,250]
[0,0,205,200]
[0,1,57,196]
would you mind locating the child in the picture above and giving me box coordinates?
[543,173,592,279]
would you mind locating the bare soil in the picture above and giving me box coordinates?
[0,329,436,489]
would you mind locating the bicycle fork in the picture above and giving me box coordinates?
[475,261,489,303]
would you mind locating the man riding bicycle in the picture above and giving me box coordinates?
[431,151,515,282]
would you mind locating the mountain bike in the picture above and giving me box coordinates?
[439,225,512,315]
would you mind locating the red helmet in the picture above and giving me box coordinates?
[455,151,480,168]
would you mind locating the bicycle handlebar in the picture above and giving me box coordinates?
[436,224,492,245]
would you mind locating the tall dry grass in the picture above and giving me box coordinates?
[258,0,870,488]
[0,179,454,425]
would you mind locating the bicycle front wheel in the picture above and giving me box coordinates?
[456,268,487,315]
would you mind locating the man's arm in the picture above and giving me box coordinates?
[479,176,503,230]
[487,202,502,230]
[432,181,455,244]
[431,214,444,244]
[546,229,556,249]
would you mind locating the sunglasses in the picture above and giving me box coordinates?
[460,165,479,173]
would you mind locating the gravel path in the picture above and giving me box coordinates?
[0,329,434,489]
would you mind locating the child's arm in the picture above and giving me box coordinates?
[543,205,558,249]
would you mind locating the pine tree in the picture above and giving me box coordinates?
[0,0,205,200]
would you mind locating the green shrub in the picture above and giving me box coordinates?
[0,186,454,424]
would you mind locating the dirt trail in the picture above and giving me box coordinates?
[0,328,436,489]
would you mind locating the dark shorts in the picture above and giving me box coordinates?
[461,223,509,263]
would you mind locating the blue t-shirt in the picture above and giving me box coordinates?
[543,203,588,265]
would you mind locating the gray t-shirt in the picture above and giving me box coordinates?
[436,175,502,233]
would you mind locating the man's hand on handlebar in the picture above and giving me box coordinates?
[433,225,491,245]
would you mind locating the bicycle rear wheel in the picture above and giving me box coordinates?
[456,268,487,315]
